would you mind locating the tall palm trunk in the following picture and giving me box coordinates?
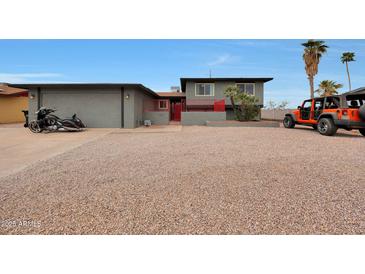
[345,61,352,91]
[309,76,314,98]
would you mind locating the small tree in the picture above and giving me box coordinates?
[277,100,289,110]
[223,85,240,120]
[235,92,260,121]
[224,86,260,121]
[265,100,277,110]
[265,100,288,120]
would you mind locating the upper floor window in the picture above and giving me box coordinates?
[195,83,214,96]
[236,83,255,96]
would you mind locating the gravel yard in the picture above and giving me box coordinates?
[0,126,364,234]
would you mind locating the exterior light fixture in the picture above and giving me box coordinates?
[29,93,35,99]
[125,94,130,99]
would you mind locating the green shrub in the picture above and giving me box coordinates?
[224,86,260,121]
[235,93,260,121]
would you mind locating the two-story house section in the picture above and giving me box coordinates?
[180,77,273,120]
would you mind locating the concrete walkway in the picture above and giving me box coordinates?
[0,124,182,178]
[114,124,182,133]
[206,120,280,127]
[0,126,113,178]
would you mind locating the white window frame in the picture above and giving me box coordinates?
[158,100,168,110]
[236,83,256,96]
[195,83,215,96]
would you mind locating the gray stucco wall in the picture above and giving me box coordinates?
[185,81,264,106]
[28,87,122,127]
[27,88,39,121]
[181,111,226,125]
[122,87,135,129]
[261,109,294,121]
[27,86,157,128]
[226,109,236,120]
[143,111,170,125]
[133,89,156,128]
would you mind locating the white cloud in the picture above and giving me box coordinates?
[207,54,234,66]
[0,73,63,83]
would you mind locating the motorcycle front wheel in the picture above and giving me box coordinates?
[29,121,42,133]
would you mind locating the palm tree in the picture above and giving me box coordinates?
[302,40,329,98]
[341,52,355,91]
[315,80,343,97]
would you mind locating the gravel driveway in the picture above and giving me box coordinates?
[0,126,364,234]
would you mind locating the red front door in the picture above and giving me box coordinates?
[173,102,182,121]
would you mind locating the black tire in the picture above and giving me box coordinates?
[359,128,365,136]
[283,116,295,128]
[359,105,365,121]
[29,121,42,133]
[317,118,338,136]
[312,124,318,130]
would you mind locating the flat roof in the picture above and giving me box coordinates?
[0,84,27,96]
[180,77,274,92]
[8,83,159,97]
[342,87,365,96]
[157,91,186,98]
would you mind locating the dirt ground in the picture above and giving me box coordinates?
[0,125,364,234]
[0,124,114,178]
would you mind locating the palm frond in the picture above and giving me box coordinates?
[316,80,343,96]
[341,52,356,63]
[302,40,328,78]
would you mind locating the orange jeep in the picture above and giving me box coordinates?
[283,88,365,136]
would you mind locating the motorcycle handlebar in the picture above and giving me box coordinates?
[35,108,57,114]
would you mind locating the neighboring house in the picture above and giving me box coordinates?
[9,77,273,128]
[0,84,28,124]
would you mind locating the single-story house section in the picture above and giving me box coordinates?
[10,83,159,128]
[10,77,273,128]
[0,83,28,124]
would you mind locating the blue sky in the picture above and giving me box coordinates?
[1,39,365,107]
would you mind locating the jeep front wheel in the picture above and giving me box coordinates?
[317,118,337,136]
[359,129,365,136]
[283,116,295,128]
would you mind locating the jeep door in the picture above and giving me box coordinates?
[299,99,313,121]
[313,98,324,120]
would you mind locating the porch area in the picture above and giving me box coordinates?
[181,99,227,125]
[143,98,230,126]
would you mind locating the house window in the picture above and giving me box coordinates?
[236,83,255,96]
[195,83,214,96]
[159,100,168,109]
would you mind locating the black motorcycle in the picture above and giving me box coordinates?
[27,107,86,133]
